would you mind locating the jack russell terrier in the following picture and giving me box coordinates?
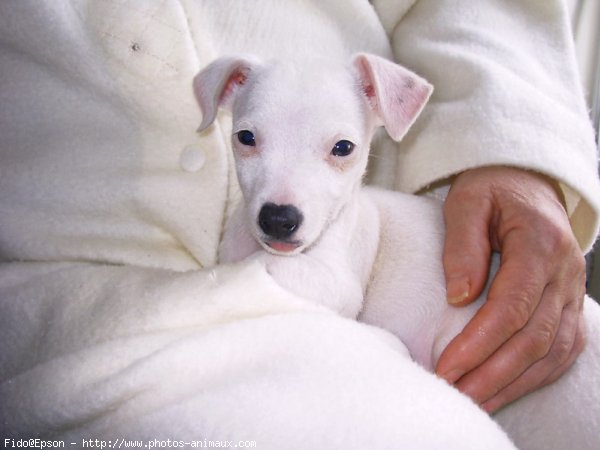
[194,53,600,450]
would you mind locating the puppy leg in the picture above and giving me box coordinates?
[257,251,365,318]
[219,205,261,264]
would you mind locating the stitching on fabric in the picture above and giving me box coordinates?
[136,0,167,39]
[147,0,183,76]
[149,0,186,35]
[94,0,183,75]
[102,30,180,74]
[97,0,127,36]
[176,0,201,68]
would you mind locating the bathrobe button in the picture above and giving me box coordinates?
[180,145,206,172]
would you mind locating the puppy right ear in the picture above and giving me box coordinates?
[354,53,433,141]
[193,57,257,132]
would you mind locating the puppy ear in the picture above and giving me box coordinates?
[193,57,257,132]
[354,53,433,141]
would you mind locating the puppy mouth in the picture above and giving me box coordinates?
[262,238,303,254]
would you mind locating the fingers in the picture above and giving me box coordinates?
[436,239,547,384]
[437,167,587,410]
[437,221,585,396]
[452,282,576,408]
[442,183,493,306]
[480,305,586,413]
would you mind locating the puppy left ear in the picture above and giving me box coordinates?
[354,53,433,141]
[193,56,258,132]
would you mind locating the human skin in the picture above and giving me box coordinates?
[438,166,587,413]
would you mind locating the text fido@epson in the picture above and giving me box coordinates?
[4,439,65,449]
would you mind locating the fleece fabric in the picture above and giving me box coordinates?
[0,0,598,447]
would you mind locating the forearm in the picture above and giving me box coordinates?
[375,0,600,250]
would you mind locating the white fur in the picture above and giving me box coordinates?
[195,54,431,316]
[195,53,600,450]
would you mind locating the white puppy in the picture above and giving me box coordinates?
[194,54,600,450]
[196,54,431,318]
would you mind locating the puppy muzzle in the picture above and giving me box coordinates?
[258,203,304,253]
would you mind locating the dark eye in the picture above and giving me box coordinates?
[237,130,256,146]
[331,140,355,157]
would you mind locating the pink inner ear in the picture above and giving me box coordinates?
[363,84,375,98]
[362,83,379,111]
[356,56,378,111]
[219,70,248,105]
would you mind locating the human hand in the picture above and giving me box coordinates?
[436,166,587,413]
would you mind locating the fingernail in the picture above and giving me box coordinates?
[439,368,465,384]
[447,276,470,304]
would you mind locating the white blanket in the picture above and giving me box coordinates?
[0,260,518,448]
[2,210,599,449]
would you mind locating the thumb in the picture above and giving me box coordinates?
[443,186,493,306]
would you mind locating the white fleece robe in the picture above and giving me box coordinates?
[0,0,598,448]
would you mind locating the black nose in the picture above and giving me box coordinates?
[258,203,303,240]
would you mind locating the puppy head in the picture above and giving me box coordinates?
[194,53,432,255]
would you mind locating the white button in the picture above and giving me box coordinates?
[179,145,206,172]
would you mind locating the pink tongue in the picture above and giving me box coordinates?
[268,241,298,253]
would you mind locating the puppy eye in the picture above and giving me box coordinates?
[331,140,355,157]
[237,130,256,146]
